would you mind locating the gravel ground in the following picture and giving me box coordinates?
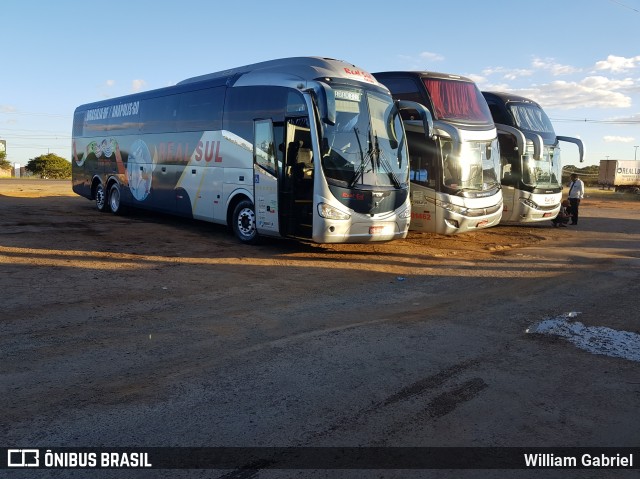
[1,179,639,479]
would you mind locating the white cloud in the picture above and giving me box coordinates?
[595,55,640,73]
[515,76,633,110]
[532,57,580,76]
[482,66,533,80]
[0,105,17,113]
[610,113,640,122]
[419,51,444,62]
[131,79,147,92]
[603,135,635,143]
[466,73,487,84]
[105,79,115,87]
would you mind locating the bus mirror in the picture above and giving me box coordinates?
[433,120,461,158]
[397,100,434,139]
[314,83,336,126]
[557,136,585,163]
[495,123,526,158]
[522,132,543,161]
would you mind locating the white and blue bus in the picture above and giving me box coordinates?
[373,71,503,235]
[72,57,432,244]
[482,91,584,224]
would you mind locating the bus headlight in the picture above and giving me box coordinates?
[436,200,468,215]
[318,202,351,220]
[399,207,411,219]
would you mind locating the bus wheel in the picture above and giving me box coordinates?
[95,183,108,212]
[232,200,259,244]
[108,183,123,215]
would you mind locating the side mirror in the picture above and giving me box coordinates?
[557,136,585,163]
[311,82,336,126]
[522,132,543,161]
[397,100,434,139]
[495,123,526,158]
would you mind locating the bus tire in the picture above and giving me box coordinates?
[95,183,108,212]
[232,199,259,244]
[108,183,124,215]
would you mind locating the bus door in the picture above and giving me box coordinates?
[283,120,314,238]
[253,119,280,236]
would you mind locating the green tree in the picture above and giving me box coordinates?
[25,153,71,179]
[0,150,11,170]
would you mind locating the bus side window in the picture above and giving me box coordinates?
[254,120,277,176]
[410,155,429,186]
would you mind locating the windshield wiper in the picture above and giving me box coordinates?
[374,132,402,188]
[348,127,372,187]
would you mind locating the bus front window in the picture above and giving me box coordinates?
[510,104,555,134]
[522,146,563,189]
[321,88,408,189]
[444,138,500,192]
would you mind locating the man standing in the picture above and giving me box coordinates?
[567,173,584,225]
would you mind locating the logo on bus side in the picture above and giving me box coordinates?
[193,140,222,162]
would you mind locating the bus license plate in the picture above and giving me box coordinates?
[369,225,386,235]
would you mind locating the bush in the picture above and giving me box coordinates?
[25,154,71,179]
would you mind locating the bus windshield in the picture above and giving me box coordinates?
[509,103,556,135]
[423,78,493,124]
[522,146,563,189]
[443,137,501,192]
[321,88,408,189]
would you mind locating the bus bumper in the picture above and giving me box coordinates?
[313,217,410,243]
[439,208,502,235]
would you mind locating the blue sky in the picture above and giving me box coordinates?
[1,0,639,167]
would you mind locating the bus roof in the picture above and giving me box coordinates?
[178,56,381,87]
[74,57,383,113]
[373,71,477,83]
[482,91,543,108]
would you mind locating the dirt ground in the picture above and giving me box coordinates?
[1,179,639,479]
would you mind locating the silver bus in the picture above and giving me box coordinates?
[482,91,584,223]
[72,57,432,244]
[374,71,503,235]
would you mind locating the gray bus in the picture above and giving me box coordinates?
[72,57,432,244]
[482,91,584,223]
[374,71,503,235]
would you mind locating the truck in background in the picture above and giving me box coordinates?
[598,160,640,193]
[482,91,584,224]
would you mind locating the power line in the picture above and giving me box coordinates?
[550,117,640,124]
[0,110,71,119]
[0,126,70,135]
[1,134,71,140]
[609,0,640,13]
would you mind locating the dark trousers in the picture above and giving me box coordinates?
[569,198,580,224]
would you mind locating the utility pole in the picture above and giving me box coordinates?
[634,146,638,161]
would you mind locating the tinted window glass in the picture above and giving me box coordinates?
[376,77,424,120]
[422,78,493,123]
[224,86,288,142]
[178,88,224,131]
[141,95,179,134]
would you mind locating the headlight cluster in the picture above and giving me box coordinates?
[318,202,351,220]
[436,200,468,216]
[399,207,411,219]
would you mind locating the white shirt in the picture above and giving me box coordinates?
[568,178,584,199]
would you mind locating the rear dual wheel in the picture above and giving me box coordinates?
[95,183,108,212]
[108,183,123,214]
